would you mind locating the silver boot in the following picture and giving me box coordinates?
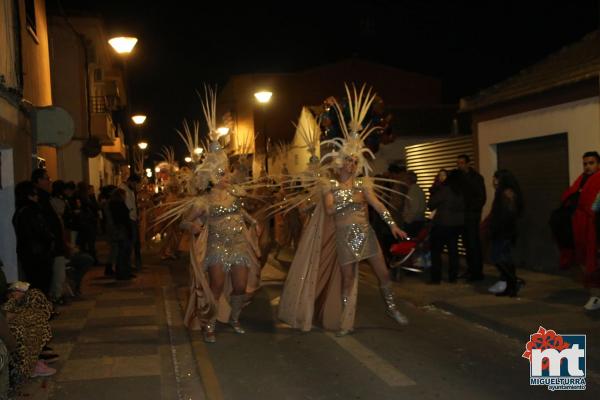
[336,296,353,337]
[229,294,246,334]
[380,283,408,325]
[203,317,217,343]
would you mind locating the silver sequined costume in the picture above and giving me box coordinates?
[330,178,379,265]
[204,194,253,272]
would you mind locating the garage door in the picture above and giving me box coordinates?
[496,133,569,272]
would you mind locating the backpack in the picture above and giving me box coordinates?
[549,193,577,248]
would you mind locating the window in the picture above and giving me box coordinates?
[24,0,37,40]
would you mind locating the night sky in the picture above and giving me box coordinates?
[50,0,599,160]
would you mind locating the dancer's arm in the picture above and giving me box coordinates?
[363,184,407,240]
[324,190,336,216]
[180,204,205,234]
[242,209,258,227]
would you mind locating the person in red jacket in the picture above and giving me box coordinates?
[561,151,600,311]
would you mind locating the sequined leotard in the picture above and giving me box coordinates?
[204,194,253,271]
[329,178,379,265]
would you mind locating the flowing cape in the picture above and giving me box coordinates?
[277,198,358,332]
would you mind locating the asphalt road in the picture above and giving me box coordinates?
[168,257,600,400]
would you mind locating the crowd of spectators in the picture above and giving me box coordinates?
[0,169,142,398]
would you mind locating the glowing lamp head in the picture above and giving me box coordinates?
[194,147,204,155]
[137,141,148,150]
[108,37,138,54]
[184,156,192,163]
[216,127,230,137]
[132,115,147,125]
[254,91,273,104]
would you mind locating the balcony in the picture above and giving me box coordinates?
[90,96,118,145]
[102,126,127,162]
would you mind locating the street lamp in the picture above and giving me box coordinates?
[254,91,272,104]
[109,36,139,168]
[132,114,147,125]
[254,90,272,173]
[217,126,230,137]
[184,156,192,163]
[137,141,148,150]
[108,37,138,54]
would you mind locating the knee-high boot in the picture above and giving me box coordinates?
[204,312,217,343]
[336,294,354,337]
[380,282,408,325]
[229,294,246,334]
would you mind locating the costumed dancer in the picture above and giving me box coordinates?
[278,85,409,336]
[156,147,183,260]
[160,86,260,343]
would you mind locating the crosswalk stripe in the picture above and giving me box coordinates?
[325,332,417,387]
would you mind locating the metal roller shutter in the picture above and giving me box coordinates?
[497,133,569,272]
[406,135,475,207]
[406,136,475,254]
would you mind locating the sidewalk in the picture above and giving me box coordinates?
[15,245,204,400]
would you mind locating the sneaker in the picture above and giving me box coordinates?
[39,353,60,363]
[583,296,600,311]
[488,281,507,294]
[31,360,57,377]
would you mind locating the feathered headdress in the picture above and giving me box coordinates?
[320,83,380,176]
[189,85,230,192]
[294,106,321,168]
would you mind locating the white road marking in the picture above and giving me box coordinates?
[325,332,417,387]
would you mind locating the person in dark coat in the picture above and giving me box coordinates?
[456,155,486,281]
[12,181,54,293]
[75,182,99,264]
[109,189,134,280]
[484,169,524,297]
[428,170,465,283]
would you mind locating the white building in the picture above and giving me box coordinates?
[460,30,600,271]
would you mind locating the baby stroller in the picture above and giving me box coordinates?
[389,222,432,273]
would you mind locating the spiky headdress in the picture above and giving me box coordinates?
[320,83,379,176]
[294,106,321,168]
[189,85,230,192]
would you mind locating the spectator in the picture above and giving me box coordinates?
[63,182,78,244]
[428,170,465,284]
[99,185,118,276]
[484,170,524,297]
[119,174,142,270]
[75,182,98,264]
[2,282,55,386]
[32,169,68,301]
[109,189,135,280]
[12,182,53,293]
[402,171,426,237]
[561,151,600,311]
[456,155,486,281]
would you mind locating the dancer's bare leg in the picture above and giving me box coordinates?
[205,263,225,342]
[366,248,392,286]
[340,262,357,298]
[337,262,357,336]
[229,265,249,333]
[208,263,226,300]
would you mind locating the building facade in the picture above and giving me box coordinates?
[460,30,600,271]
[48,15,128,190]
[0,0,54,281]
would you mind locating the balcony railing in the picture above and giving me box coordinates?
[91,95,120,113]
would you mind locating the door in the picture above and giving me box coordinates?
[497,133,569,272]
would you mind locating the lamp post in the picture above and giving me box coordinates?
[109,36,138,168]
[254,91,272,173]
